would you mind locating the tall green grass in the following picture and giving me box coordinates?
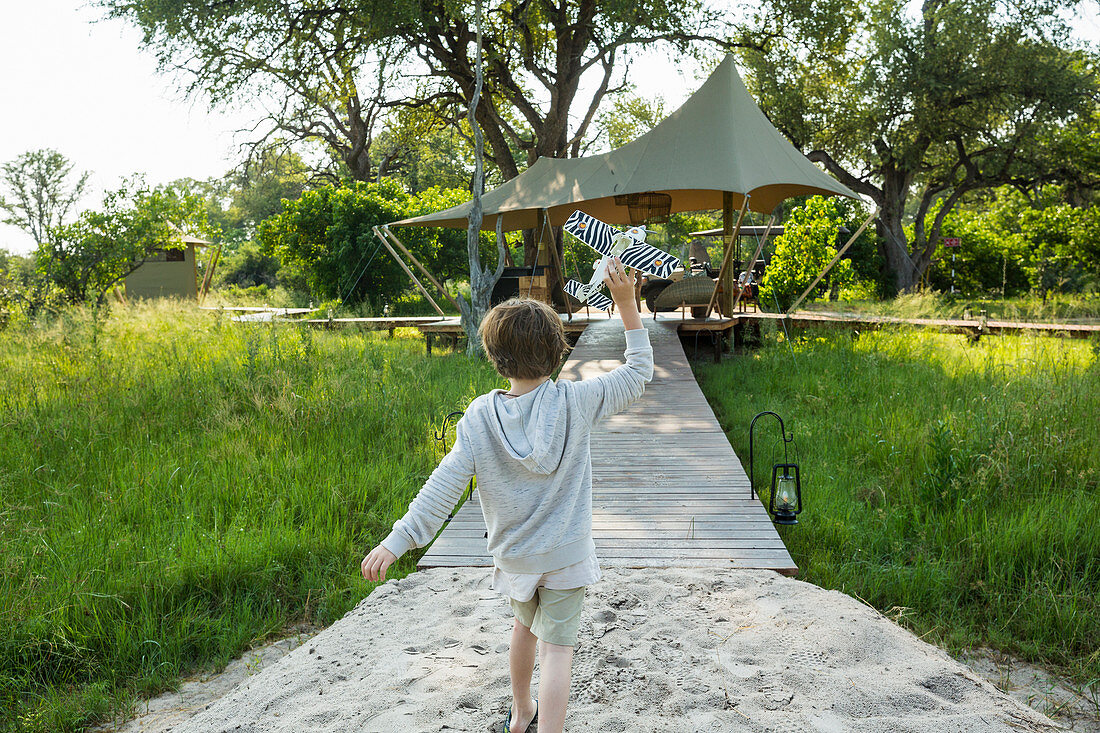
[0,301,501,732]
[694,325,1100,686]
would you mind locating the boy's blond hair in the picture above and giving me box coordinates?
[478,298,569,379]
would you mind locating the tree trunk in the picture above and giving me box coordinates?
[459,0,506,357]
[877,204,918,293]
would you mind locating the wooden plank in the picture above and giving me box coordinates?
[441,528,785,539]
[443,520,781,530]
[444,513,780,526]
[419,556,799,573]
[428,539,793,557]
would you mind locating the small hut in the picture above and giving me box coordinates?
[125,233,211,300]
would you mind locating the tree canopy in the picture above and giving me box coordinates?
[739,0,1097,292]
[0,149,89,247]
[99,0,739,187]
[256,181,473,307]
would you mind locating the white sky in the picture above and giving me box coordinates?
[1,1,1097,255]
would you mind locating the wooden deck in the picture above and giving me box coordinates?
[417,317,798,575]
[738,310,1100,339]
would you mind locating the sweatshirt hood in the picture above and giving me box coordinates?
[485,379,567,474]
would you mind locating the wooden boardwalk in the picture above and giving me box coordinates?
[417,317,798,575]
[738,310,1100,339]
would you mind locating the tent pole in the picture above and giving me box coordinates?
[541,210,574,321]
[705,194,750,320]
[786,209,879,314]
[372,226,446,316]
[731,215,776,313]
[378,225,463,313]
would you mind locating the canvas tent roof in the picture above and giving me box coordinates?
[392,55,858,232]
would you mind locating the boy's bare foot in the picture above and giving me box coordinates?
[507,697,537,732]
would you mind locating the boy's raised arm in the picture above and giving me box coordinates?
[572,257,654,424]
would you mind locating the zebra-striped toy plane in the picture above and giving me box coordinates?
[562,210,681,310]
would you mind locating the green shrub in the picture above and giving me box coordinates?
[759,196,860,310]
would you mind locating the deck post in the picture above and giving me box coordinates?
[706,194,750,320]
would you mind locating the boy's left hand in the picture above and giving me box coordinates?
[361,546,398,582]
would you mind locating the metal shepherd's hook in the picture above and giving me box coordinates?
[748,411,794,501]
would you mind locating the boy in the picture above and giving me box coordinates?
[361,256,653,733]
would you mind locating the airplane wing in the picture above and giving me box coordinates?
[619,242,680,280]
[564,210,681,280]
[563,210,618,257]
[564,279,614,310]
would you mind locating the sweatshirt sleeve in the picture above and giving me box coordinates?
[379,417,476,560]
[572,327,654,426]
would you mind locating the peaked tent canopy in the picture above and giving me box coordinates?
[392,55,859,232]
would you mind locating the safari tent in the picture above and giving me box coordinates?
[124,233,211,300]
[386,55,873,317]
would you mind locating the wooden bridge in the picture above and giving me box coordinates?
[417,317,797,575]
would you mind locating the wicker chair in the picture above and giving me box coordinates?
[651,274,717,319]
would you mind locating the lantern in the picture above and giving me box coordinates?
[613,192,672,226]
[769,463,802,525]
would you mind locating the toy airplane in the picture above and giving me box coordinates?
[562,210,681,310]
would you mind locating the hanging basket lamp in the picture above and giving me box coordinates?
[614,192,672,226]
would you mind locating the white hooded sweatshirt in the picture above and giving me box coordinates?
[380,327,654,574]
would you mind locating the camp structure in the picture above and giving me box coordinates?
[125,232,215,300]
[384,55,874,317]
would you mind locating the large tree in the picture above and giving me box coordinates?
[0,149,89,246]
[396,0,731,179]
[102,0,749,276]
[101,0,412,182]
[738,0,1096,292]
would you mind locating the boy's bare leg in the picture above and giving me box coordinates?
[537,641,574,733]
[509,619,538,730]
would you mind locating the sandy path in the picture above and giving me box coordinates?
[160,567,1065,732]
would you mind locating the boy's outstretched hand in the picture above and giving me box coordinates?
[602,256,634,304]
[603,256,642,330]
[361,545,397,582]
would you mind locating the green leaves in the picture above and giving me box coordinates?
[256,181,471,307]
[926,187,1100,295]
[741,0,1097,290]
[759,196,858,310]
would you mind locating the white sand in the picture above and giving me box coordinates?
[168,567,1064,732]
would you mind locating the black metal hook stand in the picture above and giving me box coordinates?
[435,411,475,522]
[748,411,793,501]
[435,411,465,443]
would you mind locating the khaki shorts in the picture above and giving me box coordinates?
[509,587,586,647]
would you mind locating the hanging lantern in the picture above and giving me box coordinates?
[614,192,672,226]
[769,464,802,525]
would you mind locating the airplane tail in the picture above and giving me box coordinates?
[564,279,614,310]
